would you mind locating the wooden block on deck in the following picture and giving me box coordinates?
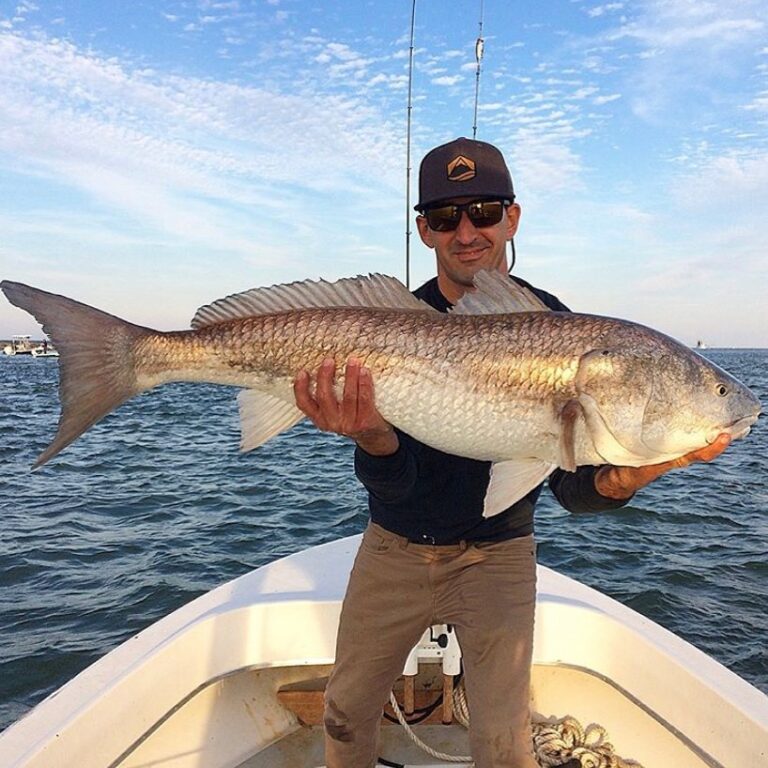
[277,688,450,727]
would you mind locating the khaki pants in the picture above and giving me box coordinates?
[324,523,538,768]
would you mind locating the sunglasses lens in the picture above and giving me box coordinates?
[425,205,460,232]
[425,201,505,231]
[468,201,504,228]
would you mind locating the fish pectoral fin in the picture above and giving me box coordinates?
[237,390,305,452]
[558,399,582,472]
[483,459,557,518]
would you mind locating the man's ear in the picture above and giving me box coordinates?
[506,203,521,240]
[416,215,435,248]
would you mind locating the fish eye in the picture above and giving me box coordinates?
[716,384,729,397]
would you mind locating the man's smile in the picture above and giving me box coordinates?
[454,245,490,262]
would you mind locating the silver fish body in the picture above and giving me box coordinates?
[1,272,760,515]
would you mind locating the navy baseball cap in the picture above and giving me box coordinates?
[415,137,515,210]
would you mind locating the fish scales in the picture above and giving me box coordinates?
[128,307,583,465]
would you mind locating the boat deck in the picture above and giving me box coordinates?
[229,661,710,768]
[240,723,471,767]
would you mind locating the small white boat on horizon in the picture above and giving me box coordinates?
[2,336,59,357]
[30,341,59,358]
[2,335,35,356]
[0,535,766,768]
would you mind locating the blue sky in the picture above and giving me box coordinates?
[1,0,766,346]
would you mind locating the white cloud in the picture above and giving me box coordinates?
[744,90,768,111]
[570,86,600,99]
[612,1,765,49]
[671,148,768,207]
[507,133,587,197]
[600,1,768,127]
[432,75,462,86]
[0,29,406,284]
[593,92,621,104]
[587,3,625,18]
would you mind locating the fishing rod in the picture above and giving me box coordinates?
[405,0,490,284]
[469,2,515,270]
[404,0,417,289]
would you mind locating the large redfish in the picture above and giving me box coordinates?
[1,272,760,516]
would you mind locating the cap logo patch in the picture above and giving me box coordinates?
[447,154,476,182]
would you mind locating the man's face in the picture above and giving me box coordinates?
[416,198,521,303]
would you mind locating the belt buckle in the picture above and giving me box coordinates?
[417,534,437,545]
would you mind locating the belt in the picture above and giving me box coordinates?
[409,533,466,546]
[370,522,524,548]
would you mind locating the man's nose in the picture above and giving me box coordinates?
[454,211,479,243]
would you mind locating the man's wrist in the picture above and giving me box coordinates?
[352,426,399,456]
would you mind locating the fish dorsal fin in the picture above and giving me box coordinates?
[451,270,550,315]
[191,273,435,329]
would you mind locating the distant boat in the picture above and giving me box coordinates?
[695,340,708,350]
[2,335,35,355]
[30,340,59,358]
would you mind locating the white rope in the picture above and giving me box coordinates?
[388,682,645,768]
[388,691,473,764]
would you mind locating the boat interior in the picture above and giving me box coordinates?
[118,657,725,768]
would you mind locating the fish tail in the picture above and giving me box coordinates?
[1,281,154,467]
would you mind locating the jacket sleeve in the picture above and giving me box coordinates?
[548,465,634,513]
[354,436,418,503]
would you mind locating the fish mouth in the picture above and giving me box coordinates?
[718,412,761,441]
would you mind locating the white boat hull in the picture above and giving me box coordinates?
[1,535,766,767]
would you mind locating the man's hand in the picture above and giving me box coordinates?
[594,433,732,500]
[293,357,399,456]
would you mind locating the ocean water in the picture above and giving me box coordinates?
[0,349,766,731]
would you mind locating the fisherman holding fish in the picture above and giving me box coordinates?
[3,137,756,768]
[293,138,735,768]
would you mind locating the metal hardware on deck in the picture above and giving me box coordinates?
[402,624,462,724]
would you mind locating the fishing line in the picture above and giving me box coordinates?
[472,0,485,139]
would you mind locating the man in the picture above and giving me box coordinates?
[294,137,730,768]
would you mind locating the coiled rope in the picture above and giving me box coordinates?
[388,682,644,768]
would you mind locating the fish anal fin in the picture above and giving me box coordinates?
[483,459,557,517]
[238,390,305,452]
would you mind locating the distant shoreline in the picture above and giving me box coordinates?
[0,340,765,351]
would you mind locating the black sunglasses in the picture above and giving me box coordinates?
[423,199,509,232]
